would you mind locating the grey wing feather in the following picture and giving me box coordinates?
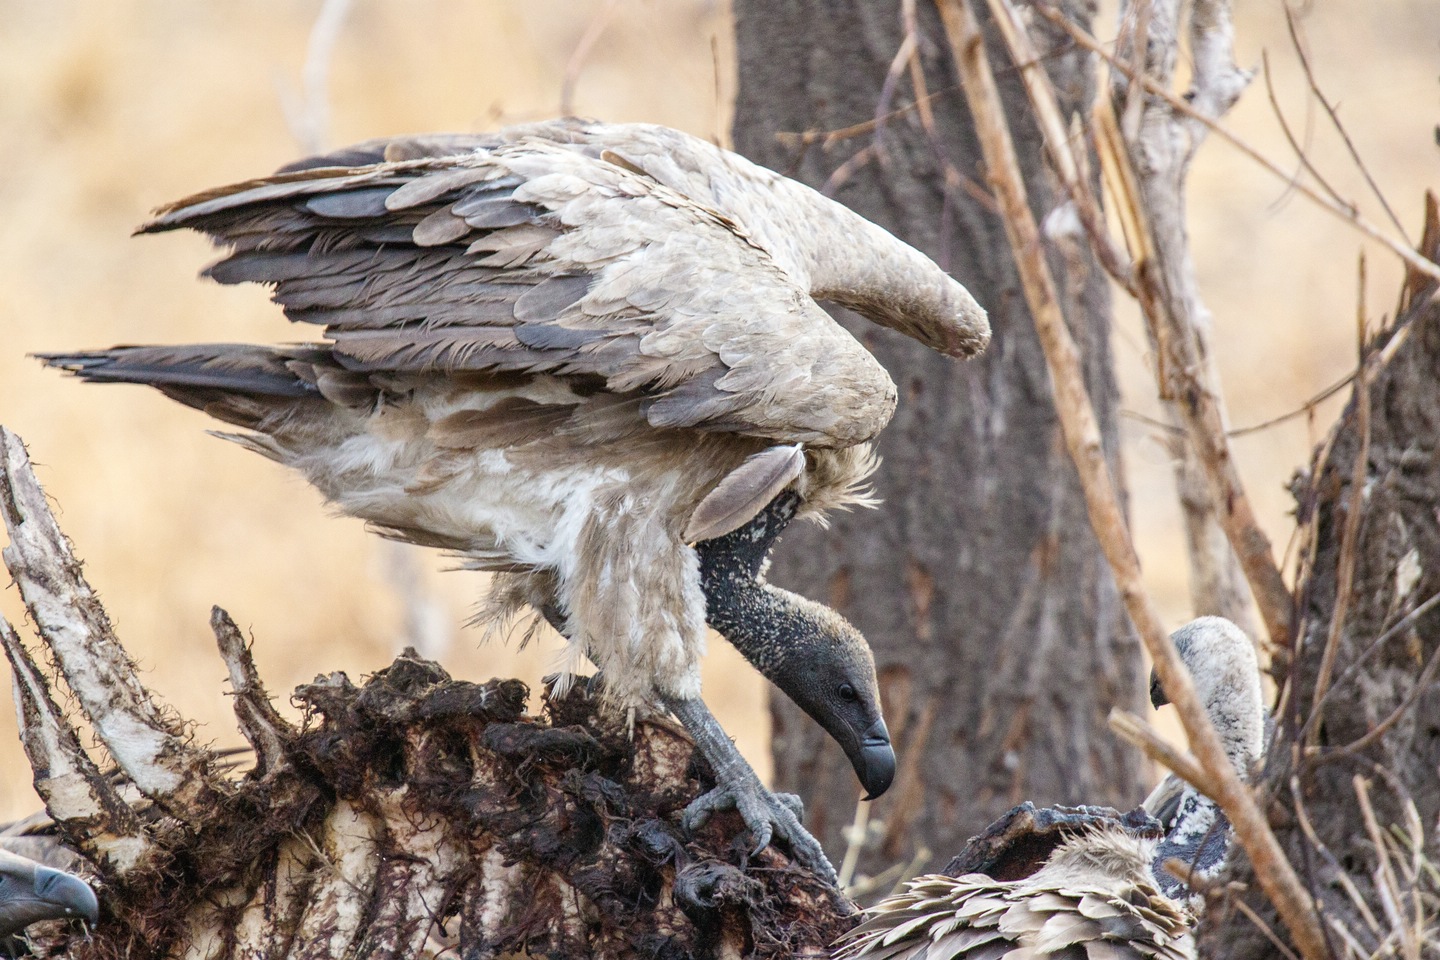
[37,345,345,431]
[38,345,321,398]
[684,444,805,542]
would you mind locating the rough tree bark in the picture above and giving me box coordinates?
[1200,203,1440,959]
[732,0,1146,883]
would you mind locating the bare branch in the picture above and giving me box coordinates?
[212,606,294,775]
[931,4,1328,956]
[1103,0,1280,642]
[1106,93,1286,640]
[1186,0,1252,122]
[1032,3,1440,285]
[0,427,222,815]
[1108,708,1216,796]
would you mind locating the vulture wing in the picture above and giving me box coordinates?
[142,139,897,448]
[252,120,991,363]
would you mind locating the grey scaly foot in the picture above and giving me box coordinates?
[665,695,838,885]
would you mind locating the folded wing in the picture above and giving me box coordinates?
[143,140,897,448]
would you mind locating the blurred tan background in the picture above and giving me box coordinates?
[0,0,1434,822]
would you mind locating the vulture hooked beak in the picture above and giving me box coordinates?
[30,865,99,924]
[1149,668,1169,708]
[0,852,100,939]
[855,717,896,800]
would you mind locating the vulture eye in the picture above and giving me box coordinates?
[838,683,858,702]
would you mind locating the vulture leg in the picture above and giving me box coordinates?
[664,695,837,885]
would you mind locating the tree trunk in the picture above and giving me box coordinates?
[732,0,1147,883]
[1199,201,1440,959]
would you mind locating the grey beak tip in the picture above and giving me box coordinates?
[857,719,895,800]
[35,867,99,925]
[1149,669,1170,708]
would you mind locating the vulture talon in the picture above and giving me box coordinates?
[0,849,100,941]
[773,791,805,821]
[682,779,830,880]
[667,695,838,884]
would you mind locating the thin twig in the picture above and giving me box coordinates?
[1031,1,1440,286]
[932,4,1327,957]
[985,0,1136,292]
[1355,776,1420,960]
[1122,368,1357,439]
[1303,591,1440,733]
[1310,642,1440,766]
[1289,774,1385,936]
[1234,895,1306,960]
[1227,373,1357,438]
[821,144,879,198]
[901,0,938,134]
[1284,6,1408,239]
[873,31,919,150]
[1261,51,1350,214]
[774,88,957,150]
[837,794,871,891]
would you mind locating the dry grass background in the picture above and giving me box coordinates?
[0,0,1434,825]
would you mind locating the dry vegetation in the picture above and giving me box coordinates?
[0,0,1436,832]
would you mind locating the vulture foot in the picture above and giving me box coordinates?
[684,786,807,824]
[665,696,838,885]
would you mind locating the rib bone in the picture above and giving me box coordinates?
[211,606,294,774]
[1,612,154,875]
[0,427,219,814]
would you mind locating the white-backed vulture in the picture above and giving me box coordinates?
[0,848,98,948]
[832,821,1196,960]
[42,119,989,882]
[1145,616,1266,901]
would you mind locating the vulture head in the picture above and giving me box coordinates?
[696,490,895,800]
[1148,616,1264,769]
[1145,616,1266,902]
[0,850,99,941]
[755,593,893,800]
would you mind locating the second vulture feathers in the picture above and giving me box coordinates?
[43,119,990,882]
[834,616,1268,959]
[833,821,1195,960]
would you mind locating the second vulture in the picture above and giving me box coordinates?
[43,119,990,882]
[1145,615,1266,901]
